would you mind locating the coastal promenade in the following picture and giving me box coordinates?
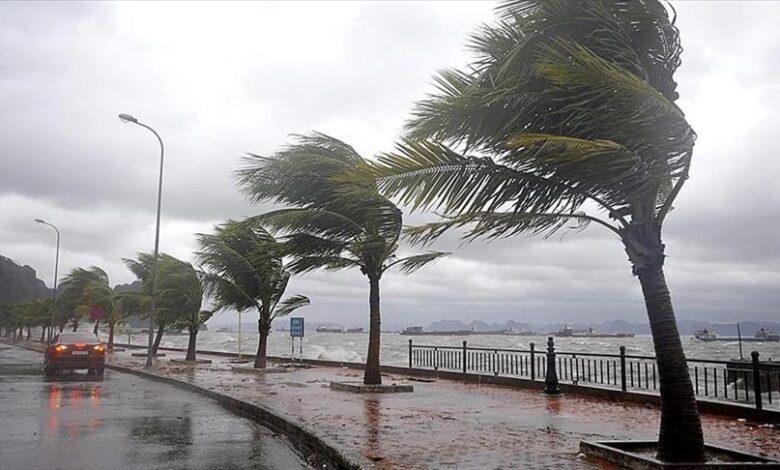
[106,348,778,469]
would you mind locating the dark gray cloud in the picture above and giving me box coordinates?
[1,1,778,328]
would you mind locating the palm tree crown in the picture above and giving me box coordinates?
[196,219,309,368]
[237,133,448,384]
[238,133,447,281]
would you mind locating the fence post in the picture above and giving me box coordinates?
[544,336,560,394]
[752,351,763,411]
[462,340,468,375]
[530,342,536,381]
[619,346,627,392]
[408,339,413,368]
[434,347,439,371]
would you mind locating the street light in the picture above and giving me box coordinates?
[35,219,60,341]
[119,112,164,367]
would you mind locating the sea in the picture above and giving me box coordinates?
[120,330,780,365]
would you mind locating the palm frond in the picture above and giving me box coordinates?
[366,138,584,216]
[286,255,362,275]
[273,295,310,318]
[404,211,600,246]
[384,252,450,275]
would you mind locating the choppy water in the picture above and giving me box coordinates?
[121,330,780,365]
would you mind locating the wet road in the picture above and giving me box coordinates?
[0,344,310,470]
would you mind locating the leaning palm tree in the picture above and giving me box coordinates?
[359,0,702,462]
[154,256,212,361]
[81,277,145,350]
[124,253,186,355]
[237,134,448,385]
[196,219,309,368]
[58,267,110,333]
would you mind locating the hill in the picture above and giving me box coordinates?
[0,255,51,305]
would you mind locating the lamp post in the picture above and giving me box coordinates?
[119,113,164,368]
[34,219,60,341]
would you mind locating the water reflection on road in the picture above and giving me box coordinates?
[0,343,310,470]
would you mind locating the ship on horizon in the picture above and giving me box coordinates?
[693,327,779,342]
[315,325,364,333]
[554,326,635,338]
[400,326,534,336]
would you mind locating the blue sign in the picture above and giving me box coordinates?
[290,317,304,338]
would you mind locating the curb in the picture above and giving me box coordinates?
[1,339,365,470]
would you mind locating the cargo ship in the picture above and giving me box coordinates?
[693,327,779,343]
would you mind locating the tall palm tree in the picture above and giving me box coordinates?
[237,134,448,385]
[196,219,309,368]
[359,0,702,461]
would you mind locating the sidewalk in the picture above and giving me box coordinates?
[108,349,779,470]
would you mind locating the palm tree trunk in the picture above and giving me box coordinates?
[152,323,165,355]
[107,323,115,350]
[26,326,31,341]
[93,320,100,336]
[254,315,269,369]
[638,263,704,462]
[71,318,79,332]
[39,327,46,343]
[186,327,198,361]
[364,275,382,385]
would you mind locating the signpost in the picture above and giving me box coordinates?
[290,317,304,363]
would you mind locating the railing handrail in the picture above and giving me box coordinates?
[410,342,750,366]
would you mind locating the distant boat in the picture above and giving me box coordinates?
[694,328,779,343]
[316,325,344,333]
[216,327,232,333]
[753,328,780,342]
[505,328,535,336]
[345,327,364,333]
[555,326,635,338]
[694,328,718,342]
[400,326,471,336]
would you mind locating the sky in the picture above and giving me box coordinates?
[1,1,779,328]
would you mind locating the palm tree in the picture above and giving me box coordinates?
[124,253,199,356]
[154,256,212,361]
[20,299,53,342]
[237,134,448,385]
[196,219,310,368]
[359,0,701,461]
[58,267,111,333]
[81,277,144,350]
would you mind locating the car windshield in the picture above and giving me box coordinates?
[58,333,100,344]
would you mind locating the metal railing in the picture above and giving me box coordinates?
[408,338,779,410]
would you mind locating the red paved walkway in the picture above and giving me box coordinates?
[107,350,778,469]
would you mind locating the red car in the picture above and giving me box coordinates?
[44,332,106,376]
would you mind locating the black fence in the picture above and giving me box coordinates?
[408,338,779,410]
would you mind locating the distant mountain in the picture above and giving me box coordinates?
[0,255,51,305]
[427,319,531,332]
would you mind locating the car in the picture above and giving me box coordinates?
[44,332,107,376]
